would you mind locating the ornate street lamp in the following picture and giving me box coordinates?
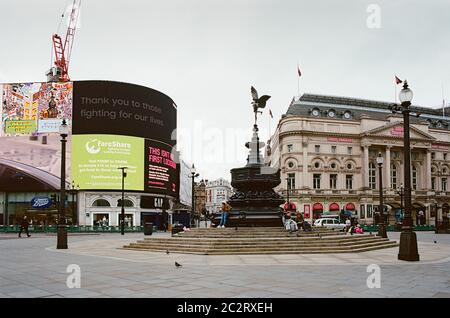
[286,177,290,207]
[118,167,127,235]
[397,183,404,223]
[57,119,69,249]
[190,164,200,228]
[376,152,387,238]
[391,81,420,261]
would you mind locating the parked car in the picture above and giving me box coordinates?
[313,218,346,231]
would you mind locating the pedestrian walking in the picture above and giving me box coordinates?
[18,216,31,238]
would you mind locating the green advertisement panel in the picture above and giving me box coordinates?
[72,134,144,191]
[5,120,37,134]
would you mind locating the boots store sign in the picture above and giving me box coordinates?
[31,197,52,209]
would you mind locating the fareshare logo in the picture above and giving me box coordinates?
[85,139,101,154]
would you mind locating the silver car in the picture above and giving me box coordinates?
[313,218,346,230]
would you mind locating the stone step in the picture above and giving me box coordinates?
[131,237,389,248]
[173,231,345,238]
[141,234,383,245]
[123,241,398,255]
[130,237,390,249]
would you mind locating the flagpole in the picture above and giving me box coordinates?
[297,74,300,100]
[442,84,445,118]
[394,75,397,104]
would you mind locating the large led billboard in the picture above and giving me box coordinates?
[72,81,177,146]
[1,82,72,134]
[71,134,144,191]
[0,80,179,197]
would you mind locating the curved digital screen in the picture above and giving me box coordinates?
[70,81,178,196]
[1,80,178,196]
[72,81,176,146]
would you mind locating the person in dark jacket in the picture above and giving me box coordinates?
[19,216,31,238]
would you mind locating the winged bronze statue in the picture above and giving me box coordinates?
[250,86,271,125]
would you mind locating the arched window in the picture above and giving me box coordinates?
[412,166,418,190]
[369,162,376,189]
[391,164,398,189]
[92,199,111,207]
[117,199,134,207]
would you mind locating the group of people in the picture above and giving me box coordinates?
[283,210,312,233]
[344,218,364,234]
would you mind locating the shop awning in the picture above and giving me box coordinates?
[313,203,323,211]
[345,203,355,211]
[329,203,340,211]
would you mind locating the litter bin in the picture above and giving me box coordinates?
[144,222,153,235]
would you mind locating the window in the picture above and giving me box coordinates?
[412,166,418,190]
[369,162,376,189]
[432,177,436,191]
[346,175,353,190]
[442,178,448,192]
[287,173,295,191]
[92,199,111,207]
[391,164,398,189]
[312,108,320,117]
[330,174,337,189]
[313,174,321,189]
[347,147,353,155]
[314,162,320,169]
[117,199,134,207]
[331,146,336,154]
[392,151,400,159]
[367,204,373,218]
[330,162,337,169]
[444,153,448,161]
[287,144,293,152]
[288,161,295,168]
[360,205,366,219]
[431,152,436,160]
[315,145,320,153]
[346,163,352,170]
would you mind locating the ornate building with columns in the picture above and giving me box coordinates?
[267,94,450,225]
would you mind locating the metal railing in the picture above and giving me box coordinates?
[0,225,148,233]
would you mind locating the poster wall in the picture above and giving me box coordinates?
[1,82,73,134]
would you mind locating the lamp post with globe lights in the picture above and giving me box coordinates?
[376,152,387,238]
[57,119,69,249]
[190,164,200,228]
[390,80,420,261]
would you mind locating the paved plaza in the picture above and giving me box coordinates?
[0,231,450,298]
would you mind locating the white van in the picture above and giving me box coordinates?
[313,218,346,230]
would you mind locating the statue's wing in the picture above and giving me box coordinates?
[257,95,271,108]
[251,86,258,100]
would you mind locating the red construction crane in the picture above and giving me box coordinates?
[46,0,81,82]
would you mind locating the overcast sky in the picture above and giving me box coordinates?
[1,0,449,181]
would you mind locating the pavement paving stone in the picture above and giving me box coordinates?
[1,232,450,298]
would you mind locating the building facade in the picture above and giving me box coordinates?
[268,94,450,225]
[205,178,232,213]
[194,179,207,215]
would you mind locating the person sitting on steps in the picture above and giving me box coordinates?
[218,201,231,228]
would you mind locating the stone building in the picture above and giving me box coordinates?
[194,179,207,215]
[205,178,232,214]
[267,94,450,225]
